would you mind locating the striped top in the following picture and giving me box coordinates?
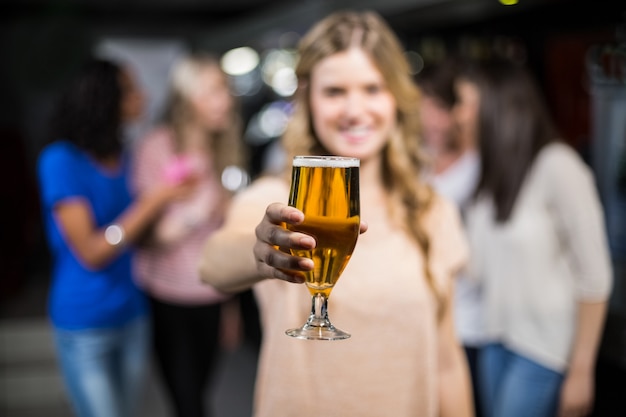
[131,126,230,305]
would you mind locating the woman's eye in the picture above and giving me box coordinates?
[324,87,343,96]
[366,84,382,94]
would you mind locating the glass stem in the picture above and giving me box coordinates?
[307,293,331,328]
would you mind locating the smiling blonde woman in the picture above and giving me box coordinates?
[200,10,474,417]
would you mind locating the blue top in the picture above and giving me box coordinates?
[37,141,147,330]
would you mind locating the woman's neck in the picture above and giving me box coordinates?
[359,155,387,201]
[180,124,210,154]
[433,150,461,174]
[91,153,123,175]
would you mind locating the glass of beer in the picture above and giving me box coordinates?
[285,156,360,340]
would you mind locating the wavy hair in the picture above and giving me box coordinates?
[48,58,124,159]
[162,53,246,185]
[282,10,443,316]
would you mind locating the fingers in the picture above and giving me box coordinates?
[265,202,304,225]
[253,241,311,284]
[558,406,591,417]
[359,220,368,234]
[259,203,315,248]
[254,203,315,283]
[161,179,196,202]
[557,400,592,417]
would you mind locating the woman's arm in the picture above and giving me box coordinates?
[199,178,367,293]
[199,201,315,293]
[198,179,284,292]
[54,181,194,270]
[558,300,608,417]
[437,280,475,417]
[199,178,316,293]
[541,145,613,416]
[132,130,216,246]
[150,182,229,245]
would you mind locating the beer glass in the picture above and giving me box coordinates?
[285,156,360,340]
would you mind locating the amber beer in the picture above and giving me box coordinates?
[287,156,360,298]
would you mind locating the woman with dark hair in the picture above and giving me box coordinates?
[37,58,194,417]
[456,57,613,417]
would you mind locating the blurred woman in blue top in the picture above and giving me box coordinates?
[37,58,196,417]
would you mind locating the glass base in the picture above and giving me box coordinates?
[285,323,350,341]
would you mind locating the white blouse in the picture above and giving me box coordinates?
[430,150,486,346]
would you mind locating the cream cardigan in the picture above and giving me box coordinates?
[465,142,613,371]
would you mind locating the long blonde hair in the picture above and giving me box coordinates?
[282,10,443,316]
[163,53,246,187]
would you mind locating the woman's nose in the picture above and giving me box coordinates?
[343,92,366,118]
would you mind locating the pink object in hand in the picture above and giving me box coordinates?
[163,156,195,185]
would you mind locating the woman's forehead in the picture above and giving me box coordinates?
[310,48,383,84]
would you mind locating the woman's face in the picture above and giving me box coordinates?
[452,78,480,148]
[419,94,455,153]
[190,66,233,132]
[119,68,144,123]
[309,48,397,163]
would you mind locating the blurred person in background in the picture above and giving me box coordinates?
[36,57,195,417]
[131,53,248,417]
[199,10,474,417]
[457,57,613,417]
[415,57,484,417]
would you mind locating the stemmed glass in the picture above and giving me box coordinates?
[285,156,360,340]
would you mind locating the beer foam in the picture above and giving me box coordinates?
[293,156,360,168]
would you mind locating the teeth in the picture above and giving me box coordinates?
[343,126,369,136]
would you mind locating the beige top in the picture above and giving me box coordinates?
[465,142,613,371]
[224,176,468,417]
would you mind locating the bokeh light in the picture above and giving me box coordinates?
[221,165,250,191]
[221,46,260,76]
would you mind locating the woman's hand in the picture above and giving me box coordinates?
[153,173,201,205]
[253,203,315,283]
[558,369,594,417]
[253,203,368,284]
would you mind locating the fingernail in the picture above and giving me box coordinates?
[299,258,314,270]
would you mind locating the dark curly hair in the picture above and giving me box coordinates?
[48,58,124,158]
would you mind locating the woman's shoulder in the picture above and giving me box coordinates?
[425,192,461,226]
[39,140,76,157]
[131,126,177,168]
[535,141,589,174]
[38,141,83,169]
[134,126,174,151]
[236,175,290,203]
[225,175,290,227]
[533,141,593,187]
[424,191,470,279]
